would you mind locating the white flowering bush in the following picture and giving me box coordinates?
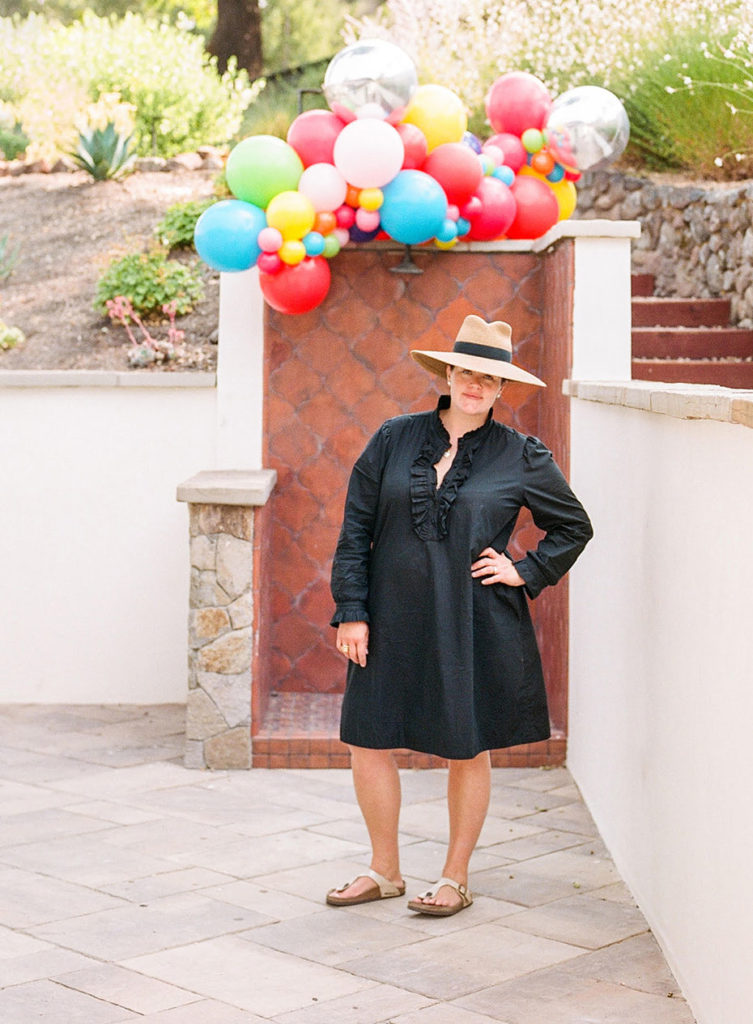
[345,0,750,174]
[0,13,255,161]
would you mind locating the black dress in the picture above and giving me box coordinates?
[330,396,593,759]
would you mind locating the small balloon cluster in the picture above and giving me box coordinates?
[194,39,630,315]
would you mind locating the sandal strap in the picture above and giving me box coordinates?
[416,876,472,905]
[333,868,403,898]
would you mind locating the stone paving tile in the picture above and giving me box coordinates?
[0,866,124,928]
[483,828,586,862]
[399,837,513,883]
[455,964,696,1023]
[136,1001,266,1023]
[99,867,236,903]
[270,983,431,1024]
[340,921,584,1000]
[0,978,138,1023]
[0,947,98,988]
[200,879,324,920]
[502,891,649,949]
[399,801,545,846]
[0,833,178,887]
[242,908,422,965]
[504,766,572,792]
[0,778,76,815]
[122,934,372,1016]
[561,931,687,998]
[0,806,115,846]
[392,1005,508,1024]
[56,963,199,1015]
[486,784,575,819]
[524,799,600,837]
[28,892,270,960]
[64,799,165,826]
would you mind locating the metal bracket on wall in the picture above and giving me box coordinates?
[389,246,424,274]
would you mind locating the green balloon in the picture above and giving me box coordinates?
[226,135,304,209]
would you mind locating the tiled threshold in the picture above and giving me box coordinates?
[252,692,566,769]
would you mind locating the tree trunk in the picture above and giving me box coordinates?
[208,0,263,78]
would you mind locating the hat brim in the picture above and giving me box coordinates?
[410,349,546,389]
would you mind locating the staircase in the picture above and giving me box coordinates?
[631,274,753,387]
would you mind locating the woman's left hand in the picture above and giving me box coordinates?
[471,547,526,587]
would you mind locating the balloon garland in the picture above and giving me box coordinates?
[194,40,630,315]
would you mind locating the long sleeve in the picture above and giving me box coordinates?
[513,436,593,599]
[330,422,392,625]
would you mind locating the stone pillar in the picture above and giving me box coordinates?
[176,469,276,769]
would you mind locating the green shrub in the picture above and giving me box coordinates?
[154,196,217,250]
[0,122,28,160]
[0,319,24,350]
[0,13,255,160]
[95,247,203,319]
[0,234,20,281]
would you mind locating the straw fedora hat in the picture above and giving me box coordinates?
[411,315,546,389]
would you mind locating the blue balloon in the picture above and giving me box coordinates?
[303,231,325,256]
[349,224,380,243]
[380,170,448,246]
[194,199,266,272]
[492,165,515,186]
[547,163,566,182]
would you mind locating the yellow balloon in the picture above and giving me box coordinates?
[358,187,383,211]
[401,84,467,152]
[550,179,577,220]
[278,239,307,265]
[266,190,315,240]
[435,237,458,250]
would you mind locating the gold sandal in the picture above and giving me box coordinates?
[407,876,473,917]
[326,868,406,907]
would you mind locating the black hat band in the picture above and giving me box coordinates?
[453,340,512,363]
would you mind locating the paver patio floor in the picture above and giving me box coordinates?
[0,704,695,1023]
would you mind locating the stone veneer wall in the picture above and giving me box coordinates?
[178,470,276,770]
[576,170,753,324]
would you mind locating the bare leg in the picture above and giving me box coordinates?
[333,745,403,900]
[413,750,491,909]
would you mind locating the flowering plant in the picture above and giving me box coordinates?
[105,295,185,368]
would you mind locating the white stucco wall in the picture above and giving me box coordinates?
[0,376,216,703]
[567,387,753,1024]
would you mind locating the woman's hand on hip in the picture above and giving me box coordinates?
[471,547,525,587]
[336,621,369,667]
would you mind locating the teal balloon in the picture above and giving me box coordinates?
[226,135,304,209]
[194,199,266,272]
[380,170,447,245]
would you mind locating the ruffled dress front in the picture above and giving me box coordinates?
[330,397,593,759]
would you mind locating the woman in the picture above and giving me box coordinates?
[326,314,593,917]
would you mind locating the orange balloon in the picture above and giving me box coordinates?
[531,149,555,175]
[345,184,361,207]
[314,211,336,234]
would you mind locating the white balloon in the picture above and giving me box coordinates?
[333,119,405,189]
[298,163,348,212]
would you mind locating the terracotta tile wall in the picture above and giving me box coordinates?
[256,243,574,736]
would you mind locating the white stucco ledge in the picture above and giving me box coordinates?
[564,379,753,429]
[176,469,277,506]
[0,370,216,388]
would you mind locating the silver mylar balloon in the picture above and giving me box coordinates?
[323,39,418,122]
[544,86,630,173]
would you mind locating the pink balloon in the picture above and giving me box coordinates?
[485,73,552,137]
[466,176,517,241]
[506,175,559,239]
[298,163,347,212]
[257,226,283,252]
[396,122,428,169]
[333,119,405,188]
[257,251,282,274]
[286,109,346,167]
[355,208,380,232]
[485,133,527,172]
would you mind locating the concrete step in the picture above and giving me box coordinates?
[632,326,753,359]
[632,359,753,387]
[632,296,732,327]
[631,273,655,297]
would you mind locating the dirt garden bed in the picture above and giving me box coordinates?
[0,167,221,372]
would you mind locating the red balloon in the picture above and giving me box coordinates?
[422,142,483,206]
[506,175,559,239]
[286,110,346,168]
[396,122,428,169]
[466,176,517,241]
[485,72,552,137]
[485,133,527,172]
[259,256,331,314]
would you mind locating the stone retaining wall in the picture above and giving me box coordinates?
[576,170,753,325]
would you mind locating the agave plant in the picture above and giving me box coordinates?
[71,121,133,181]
